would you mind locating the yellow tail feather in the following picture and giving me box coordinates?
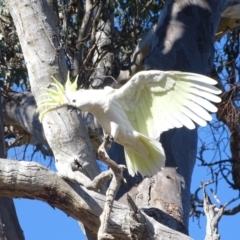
[124,133,165,176]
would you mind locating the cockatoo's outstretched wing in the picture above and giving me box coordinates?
[113,70,221,140]
[37,70,221,177]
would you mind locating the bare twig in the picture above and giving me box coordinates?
[73,0,96,75]
[97,136,126,240]
[90,1,103,46]
[77,0,94,45]
[223,204,240,215]
[190,186,204,219]
[197,158,234,167]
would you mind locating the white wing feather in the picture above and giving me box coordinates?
[114,70,221,140]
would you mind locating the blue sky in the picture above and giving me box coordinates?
[189,123,240,240]
[14,199,85,240]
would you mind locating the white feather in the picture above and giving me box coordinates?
[181,107,208,127]
[186,94,218,112]
[190,88,221,103]
[186,101,212,121]
[40,70,222,177]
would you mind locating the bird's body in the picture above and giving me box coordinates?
[66,87,165,176]
[38,71,221,177]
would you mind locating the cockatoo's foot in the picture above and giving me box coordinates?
[104,134,114,142]
[103,134,114,151]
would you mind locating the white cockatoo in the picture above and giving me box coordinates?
[38,71,221,177]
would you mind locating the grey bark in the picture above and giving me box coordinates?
[1,91,102,156]
[0,198,24,240]
[0,158,192,240]
[0,94,24,240]
[203,185,223,240]
[143,0,219,231]
[2,91,49,148]
[0,95,6,157]
[90,3,119,89]
[5,0,100,182]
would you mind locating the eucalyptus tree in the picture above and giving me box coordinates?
[0,0,240,239]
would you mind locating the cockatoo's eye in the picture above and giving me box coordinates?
[72,99,76,103]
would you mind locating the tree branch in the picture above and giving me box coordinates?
[1,91,49,147]
[1,90,103,155]
[73,0,96,76]
[203,184,223,240]
[0,158,192,240]
[0,93,24,240]
[97,138,126,239]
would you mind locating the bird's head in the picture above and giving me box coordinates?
[37,72,78,122]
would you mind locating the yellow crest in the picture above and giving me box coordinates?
[37,72,79,122]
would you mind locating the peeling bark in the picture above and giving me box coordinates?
[0,158,192,240]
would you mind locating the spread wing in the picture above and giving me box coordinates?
[113,70,221,140]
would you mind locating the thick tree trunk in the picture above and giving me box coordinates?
[5,0,100,184]
[0,198,24,240]
[115,0,223,234]
[142,0,221,232]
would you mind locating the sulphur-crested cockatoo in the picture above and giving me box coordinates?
[38,71,221,177]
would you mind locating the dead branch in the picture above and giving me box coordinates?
[0,158,192,240]
[203,183,224,240]
[97,137,126,239]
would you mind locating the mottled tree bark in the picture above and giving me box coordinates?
[5,0,100,185]
[142,0,220,232]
